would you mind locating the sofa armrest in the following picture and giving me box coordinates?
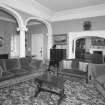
[88,63,105,80]
[59,61,63,72]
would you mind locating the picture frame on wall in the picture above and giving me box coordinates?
[92,37,105,46]
[53,34,67,45]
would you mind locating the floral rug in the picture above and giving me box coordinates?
[0,77,105,105]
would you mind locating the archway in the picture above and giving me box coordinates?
[0,5,24,29]
[25,17,52,60]
[68,31,105,61]
[0,5,24,58]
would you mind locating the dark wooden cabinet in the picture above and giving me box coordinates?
[49,49,66,68]
[0,54,8,59]
[50,49,66,61]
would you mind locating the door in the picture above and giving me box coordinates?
[31,34,43,60]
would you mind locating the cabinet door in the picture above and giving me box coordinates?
[50,49,66,60]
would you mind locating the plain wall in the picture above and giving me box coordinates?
[51,15,105,34]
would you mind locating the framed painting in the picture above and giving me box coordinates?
[53,34,67,45]
[92,37,105,46]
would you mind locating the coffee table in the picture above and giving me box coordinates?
[35,73,65,105]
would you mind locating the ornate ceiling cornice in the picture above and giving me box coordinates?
[1,0,105,22]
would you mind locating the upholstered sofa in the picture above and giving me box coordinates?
[58,59,89,83]
[88,63,105,98]
[0,57,47,87]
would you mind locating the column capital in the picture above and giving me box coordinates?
[17,26,27,32]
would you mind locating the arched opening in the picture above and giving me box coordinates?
[68,31,105,64]
[25,17,52,61]
[0,7,22,59]
[75,36,105,63]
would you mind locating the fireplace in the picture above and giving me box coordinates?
[93,51,102,55]
[92,51,103,64]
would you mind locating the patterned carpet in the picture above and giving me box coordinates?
[0,77,105,105]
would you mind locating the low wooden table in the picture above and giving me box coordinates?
[35,74,65,105]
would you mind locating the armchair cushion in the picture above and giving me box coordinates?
[62,60,72,69]
[0,71,15,81]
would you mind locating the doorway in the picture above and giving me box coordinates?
[31,34,43,60]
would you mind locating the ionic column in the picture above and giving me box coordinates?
[17,26,27,57]
[47,24,53,60]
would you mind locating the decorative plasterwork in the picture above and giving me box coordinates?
[0,2,24,30]
[1,0,105,22]
[0,0,54,21]
[52,3,105,22]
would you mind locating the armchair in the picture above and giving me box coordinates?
[58,59,89,83]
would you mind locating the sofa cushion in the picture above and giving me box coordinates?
[4,59,21,70]
[8,68,29,76]
[29,59,43,70]
[19,57,32,69]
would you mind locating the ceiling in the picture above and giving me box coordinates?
[35,0,105,12]
[1,0,105,22]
